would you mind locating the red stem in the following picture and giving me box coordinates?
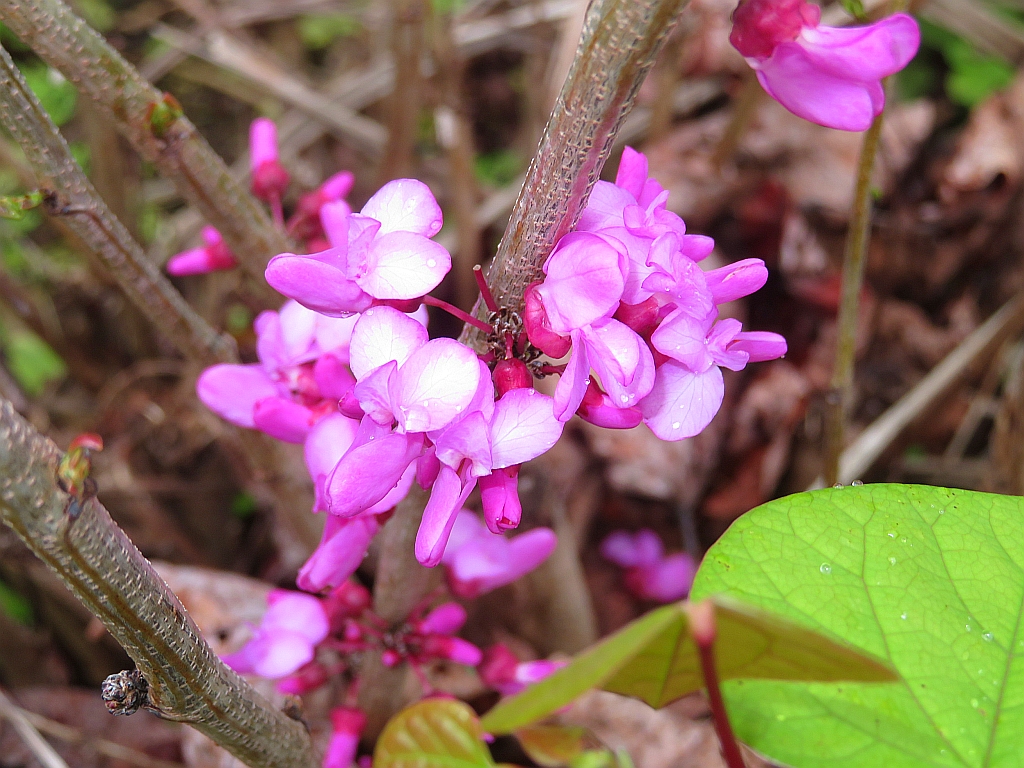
[422,295,493,333]
[473,264,499,313]
[697,640,746,768]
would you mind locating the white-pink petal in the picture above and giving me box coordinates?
[360,232,451,300]
[393,339,481,433]
[360,179,443,237]
[489,389,563,468]
[640,363,724,441]
[349,306,428,380]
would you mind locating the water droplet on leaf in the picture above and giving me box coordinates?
[820,563,831,574]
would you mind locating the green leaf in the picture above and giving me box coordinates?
[297,13,360,50]
[5,330,66,395]
[691,483,1024,768]
[516,726,589,766]
[480,597,895,734]
[374,699,495,768]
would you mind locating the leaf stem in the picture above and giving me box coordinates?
[689,601,746,768]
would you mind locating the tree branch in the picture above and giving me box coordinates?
[0,41,235,366]
[0,398,318,768]
[0,0,289,292]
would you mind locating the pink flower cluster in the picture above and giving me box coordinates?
[600,529,696,603]
[525,147,787,440]
[730,0,920,131]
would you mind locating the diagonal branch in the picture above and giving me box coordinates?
[0,41,235,366]
[0,0,289,289]
[0,398,318,768]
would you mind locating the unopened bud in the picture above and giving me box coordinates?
[493,358,532,395]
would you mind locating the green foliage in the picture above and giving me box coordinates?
[298,14,361,50]
[839,0,867,23]
[4,328,67,395]
[374,699,495,768]
[20,64,77,127]
[515,726,633,768]
[0,578,32,626]
[474,151,521,188]
[71,0,115,32]
[480,596,895,735]
[0,190,46,222]
[692,483,1024,768]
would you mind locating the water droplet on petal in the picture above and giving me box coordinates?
[427,259,437,268]
[672,422,681,430]
[983,632,994,642]
[820,563,831,574]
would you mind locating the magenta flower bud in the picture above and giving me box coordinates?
[523,283,571,358]
[614,297,660,338]
[479,467,522,533]
[249,118,290,202]
[381,649,401,667]
[416,602,466,636]
[324,707,366,768]
[492,358,532,396]
[423,635,483,666]
[578,379,643,430]
[323,581,371,632]
[478,644,519,690]
[166,226,238,276]
[277,662,329,695]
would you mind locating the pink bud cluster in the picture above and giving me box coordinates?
[525,147,787,440]
[730,0,920,131]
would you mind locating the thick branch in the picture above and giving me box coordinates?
[0,42,235,366]
[0,0,289,288]
[0,399,317,768]
[465,0,688,345]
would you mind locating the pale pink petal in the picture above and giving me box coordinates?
[314,353,356,400]
[197,364,278,428]
[297,514,379,593]
[353,361,397,425]
[360,179,443,237]
[707,319,749,371]
[704,258,769,305]
[250,632,316,679]
[614,146,649,199]
[538,232,626,333]
[265,253,372,317]
[799,15,920,80]
[523,283,572,358]
[314,314,359,359]
[502,528,557,581]
[253,397,315,443]
[650,309,714,372]
[756,44,882,131]
[416,465,477,566]
[305,413,359,488]
[433,410,492,476]
[730,331,787,362]
[585,318,656,408]
[600,531,646,568]
[325,431,424,516]
[489,389,563,468]
[640,363,725,441]
[367,460,416,514]
[277,300,320,363]
[361,232,451,299]
[577,180,635,231]
[578,382,643,429]
[394,339,482,433]
[321,171,355,201]
[263,590,330,641]
[349,306,428,380]
[552,333,590,422]
[640,553,696,602]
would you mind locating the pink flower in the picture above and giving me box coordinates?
[600,529,696,602]
[324,707,365,768]
[223,589,329,678]
[166,226,238,276]
[289,171,355,242]
[266,180,451,316]
[440,510,557,598]
[730,0,920,131]
[196,301,357,442]
[382,602,482,668]
[250,117,290,204]
[477,644,565,696]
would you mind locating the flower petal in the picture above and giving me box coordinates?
[416,465,477,566]
[361,232,451,300]
[798,14,920,81]
[538,232,627,332]
[197,364,278,428]
[325,430,424,516]
[265,253,372,317]
[349,306,428,380]
[489,389,563,468]
[552,334,590,422]
[585,318,656,408]
[253,397,315,443]
[296,514,380,593]
[360,179,443,237]
[640,363,725,441]
[394,338,482,433]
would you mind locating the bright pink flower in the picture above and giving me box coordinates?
[250,117,290,203]
[730,0,920,131]
[289,171,356,242]
[297,511,381,593]
[223,590,329,678]
[600,529,696,602]
[441,510,557,598]
[166,226,238,276]
[265,180,451,316]
[478,644,564,696]
[324,707,365,768]
[197,301,358,442]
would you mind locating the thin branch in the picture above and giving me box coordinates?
[0,688,70,768]
[380,0,427,182]
[0,42,235,367]
[462,0,690,347]
[0,0,290,288]
[0,399,318,767]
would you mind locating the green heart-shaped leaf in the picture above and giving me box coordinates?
[691,483,1024,768]
[374,699,495,768]
[480,596,895,734]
